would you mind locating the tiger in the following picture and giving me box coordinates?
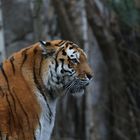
[0,40,93,140]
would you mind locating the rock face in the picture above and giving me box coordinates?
[2,0,34,56]
[2,0,59,57]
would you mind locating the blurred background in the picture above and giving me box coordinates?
[0,0,140,140]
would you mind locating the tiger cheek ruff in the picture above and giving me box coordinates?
[0,40,93,140]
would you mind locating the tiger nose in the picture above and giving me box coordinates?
[86,73,93,80]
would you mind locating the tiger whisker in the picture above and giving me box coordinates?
[64,79,78,95]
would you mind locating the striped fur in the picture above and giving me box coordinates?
[0,40,93,140]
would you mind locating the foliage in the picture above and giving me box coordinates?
[108,0,140,28]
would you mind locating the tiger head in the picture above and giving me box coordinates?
[40,40,93,97]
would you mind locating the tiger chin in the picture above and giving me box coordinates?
[0,40,93,140]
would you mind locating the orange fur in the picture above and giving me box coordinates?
[0,43,43,139]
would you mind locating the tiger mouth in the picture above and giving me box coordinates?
[63,78,90,95]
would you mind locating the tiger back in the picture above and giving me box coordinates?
[0,40,93,140]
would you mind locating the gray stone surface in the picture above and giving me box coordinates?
[2,0,33,56]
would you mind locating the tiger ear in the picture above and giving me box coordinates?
[40,40,52,47]
[39,40,56,57]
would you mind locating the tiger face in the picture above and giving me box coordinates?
[40,40,93,96]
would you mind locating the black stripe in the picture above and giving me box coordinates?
[0,63,3,70]
[0,86,4,97]
[61,68,72,74]
[33,57,53,123]
[60,59,64,74]
[60,58,64,71]
[39,56,43,76]
[0,63,19,135]
[48,88,55,97]
[5,94,14,135]
[58,40,66,46]
[55,59,58,72]
[0,63,9,88]
[34,133,37,140]
[33,48,37,54]
[8,90,16,116]
[58,40,64,44]
[9,56,15,74]
[34,75,52,119]
[6,92,17,135]
[6,135,8,140]
[33,73,53,123]
[14,91,31,130]
[21,53,27,68]
[0,131,2,139]
[50,70,53,78]
[69,46,74,49]
[11,90,26,140]
[60,59,72,74]
[68,64,72,69]
[20,48,30,68]
[36,114,42,134]
[65,42,69,48]
[46,42,51,46]
[68,42,73,45]
[0,64,17,102]
[32,129,36,140]
[62,49,66,55]
[0,64,25,138]
[54,46,65,72]
[7,92,25,140]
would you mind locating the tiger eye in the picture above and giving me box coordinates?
[71,58,78,64]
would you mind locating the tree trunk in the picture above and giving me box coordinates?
[0,0,5,62]
[51,0,82,45]
[85,0,140,140]
[30,0,44,41]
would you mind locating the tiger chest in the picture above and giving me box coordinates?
[35,92,57,140]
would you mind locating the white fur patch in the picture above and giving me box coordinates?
[66,48,80,60]
[72,89,85,97]
[35,90,58,140]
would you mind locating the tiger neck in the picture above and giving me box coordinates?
[35,89,58,140]
[42,61,64,98]
[35,60,62,140]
